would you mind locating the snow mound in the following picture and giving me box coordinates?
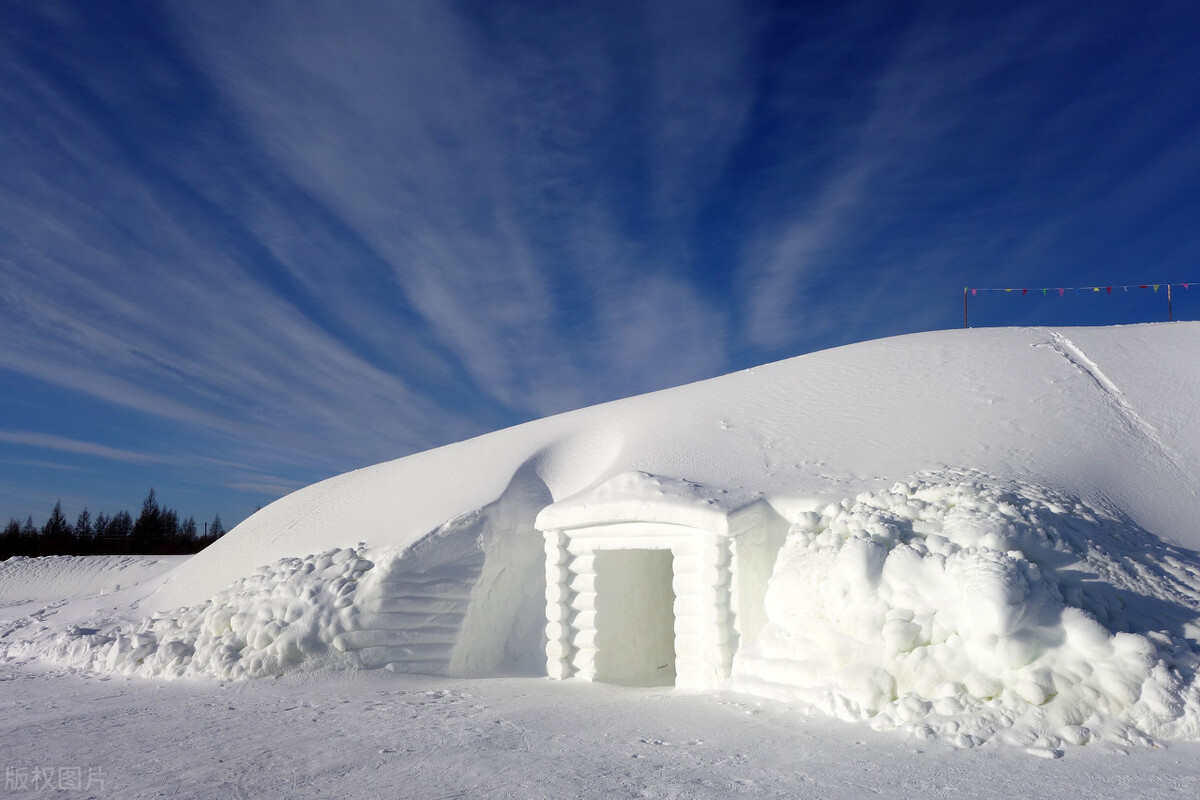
[732,469,1200,749]
[153,324,1200,611]
[7,547,375,680]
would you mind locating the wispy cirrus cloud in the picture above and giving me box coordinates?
[0,1,503,481]
[0,431,170,465]
[173,0,757,416]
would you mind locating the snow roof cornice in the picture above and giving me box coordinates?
[535,471,764,536]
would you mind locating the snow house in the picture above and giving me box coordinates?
[537,472,787,690]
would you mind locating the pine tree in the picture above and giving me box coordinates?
[160,508,179,553]
[132,489,161,553]
[16,517,36,557]
[41,501,71,555]
[74,509,93,554]
[181,516,198,544]
[43,501,71,537]
[1,519,21,559]
[74,508,92,539]
[105,511,134,552]
[92,512,110,544]
[209,514,226,540]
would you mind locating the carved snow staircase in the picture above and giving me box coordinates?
[332,518,486,675]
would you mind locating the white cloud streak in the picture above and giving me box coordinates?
[0,431,169,465]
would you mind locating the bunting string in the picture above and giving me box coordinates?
[967,283,1190,296]
[962,283,1193,327]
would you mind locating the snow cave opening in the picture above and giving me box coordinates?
[593,549,676,686]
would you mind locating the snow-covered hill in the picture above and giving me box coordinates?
[5,323,1200,754]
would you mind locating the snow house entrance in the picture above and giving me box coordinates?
[536,472,786,691]
[593,549,676,684]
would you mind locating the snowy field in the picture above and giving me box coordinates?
[4,323,1200,797]
[4,666,1200,799]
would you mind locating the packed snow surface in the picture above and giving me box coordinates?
[5,323,1200,758]
[0,555,184,606]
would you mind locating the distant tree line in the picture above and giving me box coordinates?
[1,489,227,559]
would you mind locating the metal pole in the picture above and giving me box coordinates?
[1168,283,1173,321]
[963,288,968,328]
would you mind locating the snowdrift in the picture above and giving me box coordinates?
[5,323,1200,752]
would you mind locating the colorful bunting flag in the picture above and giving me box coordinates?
[962,281,1195,328]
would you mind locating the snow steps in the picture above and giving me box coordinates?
[340,535,487,676]
[335,628,460,651]
[358,596,471,614]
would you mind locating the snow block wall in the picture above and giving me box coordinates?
[539,472,786,691]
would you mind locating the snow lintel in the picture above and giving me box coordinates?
[535,471,765,537]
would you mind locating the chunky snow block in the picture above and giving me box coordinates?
[536,472,786,690]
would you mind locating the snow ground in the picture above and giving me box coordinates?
[3,664,1200,800]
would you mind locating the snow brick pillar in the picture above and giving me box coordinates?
[543,528,573,679]
[535,472,777,691]
[672,537,732,689]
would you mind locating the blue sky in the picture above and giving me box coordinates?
[2,0,1199,528]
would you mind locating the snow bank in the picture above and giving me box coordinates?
[733,470,1200,749]
[5,547,374,680]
